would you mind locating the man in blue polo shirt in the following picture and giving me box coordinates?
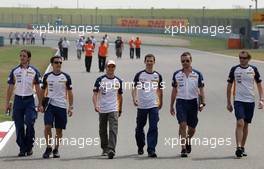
[170,52,205,158]
[227,51,263,158]
[6,49,43,157]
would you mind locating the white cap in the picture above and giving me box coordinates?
[107,60,116,66]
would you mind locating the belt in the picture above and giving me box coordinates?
[15,95,33,100]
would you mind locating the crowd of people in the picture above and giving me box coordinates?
[8,32,46,46]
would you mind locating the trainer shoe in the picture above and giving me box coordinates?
[101,149,108,156]
[18,151,26,157]
[42,147,52,159]
[138,148,144,155]
[186,143,192,154]
[181,149,188,158]
[108,150,115,159]
[241,147,247,157]
[148,152,157,158]
[53,148,60,158]
[26,149,33,156]
[235,147,243,158]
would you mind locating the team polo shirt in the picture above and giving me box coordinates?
[129,40,134,48]
[8,65,41,96]
[41,72,72,109]
[172,69,204,100]
[93,75,123,113]
[227,65,262,103]
[133,70,163,109]
[134,39,141,48]
[84,43,94,57]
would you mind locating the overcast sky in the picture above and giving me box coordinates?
[0,0,263,9]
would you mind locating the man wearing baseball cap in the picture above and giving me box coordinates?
[92,60,123,159]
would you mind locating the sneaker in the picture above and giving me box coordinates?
[42,147,52,159]
[101,149,108,156]
[53,149,60,158]
[235,147,243,158]
[26,149,33,156]
[138,148,144,155]
[148,152,157,158]
[181,149,188,158]
[18,151,26,157]
[241,147,247,157]
[108,150,115,159]
[186,143,192,154]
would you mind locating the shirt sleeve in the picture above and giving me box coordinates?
[41,74,48,89]
[198,72,205,88]
[227,66,235,83]
[253,66,262,83]
[33,69,42,84]
[93,77,101,92]
[7,69,15,85]
[171,72,177,87]
[65,74,73,90]
[133,72,140,87]
[158,73,163,89]
[118,78,123,95]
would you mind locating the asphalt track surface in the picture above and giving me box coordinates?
[0,36,264,169]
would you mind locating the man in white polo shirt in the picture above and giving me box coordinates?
[170,52,205,158]
[132,54,163,158]
[6,49,43,157]
[93,60,123,159]
[41,56,74,159]
[227,51,263,158]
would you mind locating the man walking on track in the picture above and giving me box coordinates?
[170,52,205,158]
[115,36,124,59]
[76,37,84,60]
[6,49,43,157]
[41,56,74,159]
[84,39,95,72]
[93,60,123,159]
[98,40,108,72]
[129,37,135,59]
[226,51,263,158]
[132,54,163,158]
[62,37,70,61]
[135,37,142,59]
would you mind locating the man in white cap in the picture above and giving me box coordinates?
[92,60,123,159]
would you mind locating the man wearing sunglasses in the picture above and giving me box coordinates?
[6,49,43,157]
[93,60,123,159]
[41,56,74,159]
[170,52,205,158]
[227,51,263,158]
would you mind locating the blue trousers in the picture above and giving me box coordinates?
[135,107,159,153]
[13,95,37,153]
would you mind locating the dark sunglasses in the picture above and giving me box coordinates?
[181,60,190,63]
[239,56,249,60]
[53,61,62,64]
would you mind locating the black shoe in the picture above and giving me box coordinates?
[186,143,192,154]
[241,147,247,157]
[18,151,26,157]
[181,149,188,158]
[26,149,33,156]
[235,147,243,158]
[148,152,157,158]
[53,149,60,158]
[138,148,144,155]
[108,150,115,159]
[42,147,52,159]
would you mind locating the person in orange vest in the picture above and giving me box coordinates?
[98,40,108,72]
[129,37,134,59]
[84,39,94,72]
[134,37,142,59]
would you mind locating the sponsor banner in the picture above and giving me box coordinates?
[252,13,264,23]
[117,18,189,28]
